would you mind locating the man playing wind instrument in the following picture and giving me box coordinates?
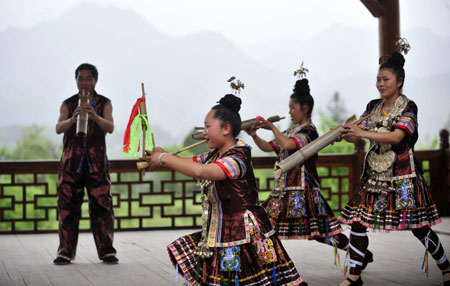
[53,63,118,265]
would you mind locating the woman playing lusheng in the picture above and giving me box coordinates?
[338,50,450,286]
[246,70,372,270]
[144,92,307,285]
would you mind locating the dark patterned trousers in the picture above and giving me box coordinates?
[56,167,116,260]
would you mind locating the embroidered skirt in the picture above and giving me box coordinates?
[264,185,342,240]
[167,231,305,286]
[339,175,441,230]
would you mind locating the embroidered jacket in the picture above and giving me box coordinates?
[359,95,420,180]
[193,140,274,247]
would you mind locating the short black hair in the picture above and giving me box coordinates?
[75,63,98,80]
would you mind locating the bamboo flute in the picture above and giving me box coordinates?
[136,139,208,171]
[172,139,207,155]
[76,89,89,136]
[191,115,285,140]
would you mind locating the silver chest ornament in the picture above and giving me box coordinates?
[366,96,408,195]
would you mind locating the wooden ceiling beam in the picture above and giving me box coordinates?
[361,0,384,17]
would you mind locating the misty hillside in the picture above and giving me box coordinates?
[0,3,284,140]
[0,2,449,159]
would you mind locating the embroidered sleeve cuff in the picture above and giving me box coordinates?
[215,161,233,179]
[215,156,246,180]
[395,117,415,136]
[194,152,208,163]
[269,141,280,154]
[290,133,309,149]
[290,137,301,149]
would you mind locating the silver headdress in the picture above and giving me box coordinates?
[294,61,309,79]
[379,37,411,64]
[396,37,411,55]
[227,76,245,95]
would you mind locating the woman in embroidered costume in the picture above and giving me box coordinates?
[144,93,306,285]
[338,51,450,286]
[245,72,373,270]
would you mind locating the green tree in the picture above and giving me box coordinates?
[317,108,356,154]
[1,125,59,160]
[0,146,10,159]
[326,92,348,124]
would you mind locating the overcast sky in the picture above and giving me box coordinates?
[1,0,449,45]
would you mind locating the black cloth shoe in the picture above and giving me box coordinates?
[340,277,363,286]
[53,257,70,265]
[300,281,309,286]
[362,250,373,270]
[102,256,119,264]
[443,270,450,286]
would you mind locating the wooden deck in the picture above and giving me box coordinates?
[1,218,449,286]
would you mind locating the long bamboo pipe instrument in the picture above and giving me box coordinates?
[136,139,208,171]
[274,113,373,176]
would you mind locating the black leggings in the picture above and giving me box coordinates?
[412,227,449,270]
[348,223,369,275]
[348,223,449,275]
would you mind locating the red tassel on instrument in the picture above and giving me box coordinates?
[123,97,145,153]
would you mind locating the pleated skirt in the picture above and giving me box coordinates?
[167,231,305,286]
[339,175,441,230]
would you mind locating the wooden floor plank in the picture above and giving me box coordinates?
[0,218,449,285]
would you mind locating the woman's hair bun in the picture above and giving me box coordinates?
[387,52,405,68]
[218,94,241,113]
[293,78,310,97]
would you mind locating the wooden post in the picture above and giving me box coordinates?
[378,0,400,61]
[361,0,400,62]
[436,129,450,216]
[429,129,449,216]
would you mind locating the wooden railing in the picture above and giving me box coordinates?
[0,130,448,234]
